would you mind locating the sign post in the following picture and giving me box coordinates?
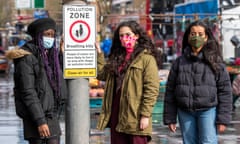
[63,1,96,144]
[63,4,96,78]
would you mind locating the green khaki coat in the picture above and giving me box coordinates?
[96,50,159,140]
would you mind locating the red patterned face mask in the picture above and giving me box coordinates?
[120,35,137,52]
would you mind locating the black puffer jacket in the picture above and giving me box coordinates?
[163,47,232,125]
[6,42,67,138]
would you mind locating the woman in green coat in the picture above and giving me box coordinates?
[96,21,160,144]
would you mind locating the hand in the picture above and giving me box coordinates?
[38,123,50,138]
[217,124,226,133]
[60,40,64,53]
[140,116,149,130]
[60,34,64,53]
[168,123,177,133]
[95,42,102,54]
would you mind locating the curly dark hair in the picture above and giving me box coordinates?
[104,20,161,75]
[182,20,223,73]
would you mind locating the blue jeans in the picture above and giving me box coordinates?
[177,107,217,144]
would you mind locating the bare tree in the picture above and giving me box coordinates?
[96,0,112,38]
[0,0,13,27]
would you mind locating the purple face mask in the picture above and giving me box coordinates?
[120,35,137,52]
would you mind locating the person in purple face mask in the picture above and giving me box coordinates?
[95,20,162,144]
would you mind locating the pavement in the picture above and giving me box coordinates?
[1,73,240,144]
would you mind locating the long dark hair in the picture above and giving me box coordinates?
[182,20,223,73]
[105,20,161,75]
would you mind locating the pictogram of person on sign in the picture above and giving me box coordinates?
[75,24,83,38]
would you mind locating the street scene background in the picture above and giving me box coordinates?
[1,0,240,144]
[1,72,240,144]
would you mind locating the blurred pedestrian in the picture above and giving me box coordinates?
[163,20,232,144]
[5,18,67,144]
[232,73,240,110]
[100,32,112,57]
[17,39,26,48]
[95,20,160,144]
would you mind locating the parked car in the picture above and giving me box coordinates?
[0,47,8,73]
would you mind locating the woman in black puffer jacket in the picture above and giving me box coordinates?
[163,20,232,144]
[6,18,67,144]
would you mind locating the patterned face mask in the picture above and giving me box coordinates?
[120,35,137,52]
[43,36,55,49]
[189,36,205,49]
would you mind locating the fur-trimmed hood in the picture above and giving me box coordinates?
[5,47,31,60]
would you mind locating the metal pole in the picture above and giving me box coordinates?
[66,78,90,144]
[63,1,90,144]
[219,0,224,54]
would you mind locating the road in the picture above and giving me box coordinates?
[0,72,240,144]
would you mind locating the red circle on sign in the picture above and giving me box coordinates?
[69,20,91,43]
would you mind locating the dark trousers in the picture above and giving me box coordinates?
[110,129,148,144]
[28,136,60,144]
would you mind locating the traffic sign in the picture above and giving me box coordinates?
[69,20,91,43]
[63,4,96,78]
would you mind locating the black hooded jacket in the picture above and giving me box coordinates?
[7,42,67,126]
[163,47,232,125]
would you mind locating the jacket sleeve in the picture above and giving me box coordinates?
[14,55,46,126]
[140,55,160,117]
[216,64,232,125]
[96,52,107,81]
[163,58,179,125]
